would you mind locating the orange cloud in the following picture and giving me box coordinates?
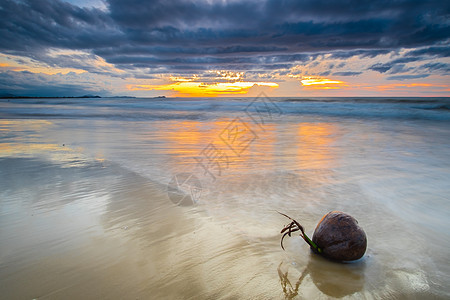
[0,61,25,71]
[300,76,347,89]
[376,83,431,90]
[127,79,279,97]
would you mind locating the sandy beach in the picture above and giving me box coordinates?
[1,97,450,299]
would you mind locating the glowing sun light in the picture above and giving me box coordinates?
[301,76,346,87]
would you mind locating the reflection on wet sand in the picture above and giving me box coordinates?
[158,118,257,169]
[297,122,337,170]
[0,157,282,299]
[0,119,92,167]
[157,118,339,178]
[0,142,91,167]
[278,256,365,299]
[2,115,448,298]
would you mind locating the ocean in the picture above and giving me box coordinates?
[1,96,449,299]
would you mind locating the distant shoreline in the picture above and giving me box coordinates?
[0,95,169,99]
[0,95,102,99]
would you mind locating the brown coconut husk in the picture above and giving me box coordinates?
[279,211,367,262]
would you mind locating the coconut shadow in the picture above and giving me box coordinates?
[278,254,366,299]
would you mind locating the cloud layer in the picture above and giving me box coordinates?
[0,0,449,96]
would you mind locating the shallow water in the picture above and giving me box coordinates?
[0,97,449,299]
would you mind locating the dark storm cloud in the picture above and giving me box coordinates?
[387,74,430,81]
[368,61,416,74]
[0,70,108,96]
[369,63,392,73]
[0,0,449,73]
[333,71,363,76]
[328,50,392,59]
[407,46,450,58]
[0,0,118,54]
[368,47,450,76]
[95,45,288,57]
[419,62,450,73]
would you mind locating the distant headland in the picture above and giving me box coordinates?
[0,93,102,99]
[0,93,166,99]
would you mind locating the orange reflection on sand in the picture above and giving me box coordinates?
[0,142,60,156]
[246,123,276,168]
[208,117,259,167]
[0,119,53,129]
[160,120,205,160]
[0,120,51,154]
[155,118,278,175]
[0,119,51,140]
[0,120,89,166]
[296,122,337,169]
[0,141,90,167]
[160,119,249,166]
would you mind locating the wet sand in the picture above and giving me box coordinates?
[0,157,285,299]
[1,98,450,299]
[0,156,447,299]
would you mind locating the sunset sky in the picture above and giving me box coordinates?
[0,0,449,97]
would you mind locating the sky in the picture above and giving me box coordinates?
[0,0,449,97]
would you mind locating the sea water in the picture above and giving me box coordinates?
[0,96,449,298]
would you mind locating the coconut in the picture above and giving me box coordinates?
[311,211,367,261]
[279,211,367,262]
